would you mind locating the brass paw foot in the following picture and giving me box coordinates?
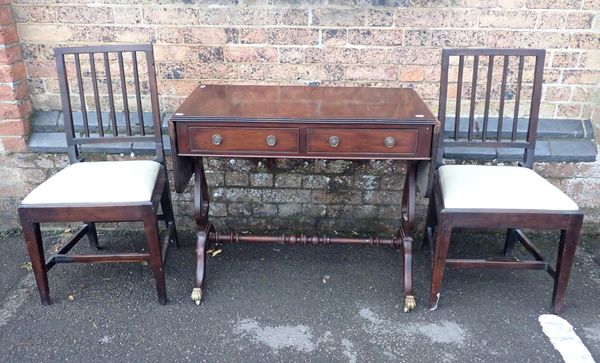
[404,295,416,313]
[191,287,202,305]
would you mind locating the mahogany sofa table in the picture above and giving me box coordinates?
[168,84,438,312]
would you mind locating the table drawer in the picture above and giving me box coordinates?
[306,128,420,155]
[186,126,299,154]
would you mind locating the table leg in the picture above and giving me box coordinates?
[191,158,212,305]
[399,161,418,312]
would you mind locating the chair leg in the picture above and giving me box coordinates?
[552,216,582,314]
[429,218,452,310]
[143,213,167,305]
[20,220,51,305]
[503,228,518,256]
[86,222,100,250]
[423,195,437,253]
[160,179,179,248]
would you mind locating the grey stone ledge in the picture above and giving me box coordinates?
[443,117,593,140]
[28,113,597,163]
[29,132,172,156]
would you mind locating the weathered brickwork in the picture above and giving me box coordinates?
[11,0,599,127]
[0,0,30,152]
[0,0,598,233]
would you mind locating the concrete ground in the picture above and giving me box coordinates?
[0,227,599,362]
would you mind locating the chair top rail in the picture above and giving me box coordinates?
[54,44,153,56]
[443,48,545,57]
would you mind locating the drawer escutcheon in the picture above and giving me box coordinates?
[329,136,340,148]
[266,135,277,146]
[385,136,395,148]
[212,134,223,146]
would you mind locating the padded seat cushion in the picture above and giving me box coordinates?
[438,165,579,211]
[21,160,162,205]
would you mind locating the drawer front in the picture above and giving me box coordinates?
[306,128,420,155]
[186,126,299,154]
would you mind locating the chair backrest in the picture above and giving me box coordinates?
[436,48,546,169]
[54,44,164,164]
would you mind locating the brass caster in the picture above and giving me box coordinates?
[404,295,416,313]
[191,287,202,305]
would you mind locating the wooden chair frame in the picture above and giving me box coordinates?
[18,44,178,305]
[425,48,583,314]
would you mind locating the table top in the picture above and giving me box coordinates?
[172,84,437,123]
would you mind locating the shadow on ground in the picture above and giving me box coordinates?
[0,228,598,362]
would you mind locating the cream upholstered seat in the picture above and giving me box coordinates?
[21,160,161,205]
[438,165,578,211]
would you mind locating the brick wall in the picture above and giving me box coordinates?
[0,0,30,152]
[12,0,600,128]
[0,0,599,233]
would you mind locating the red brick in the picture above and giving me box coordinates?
[0,136,28,152]
[22,60,55,78]
[497,0,528,7]
[0,25,19,44]
[386,48,440,66]
[580,51,600,68]
[536,12,566,29]
[279,48,305,64]
[239,28,267,45]
[187,28,238,45]
[322,29,347,47]
[366,9,394,27]
[488,31,570,48]
[526,0,581,9]
[142,7,198,25]
[562,70,600,84]
[396,9,451,28]
[223,46,278,63]
[0,4,13,26]
[572,86,595,102]
[480,10,537,28]
[551,51,580,68]
[543,86,571,101]
[582,0,600,9]
[267,28,319,46]
[450,10,480,28]
[570,33,600,49]
[56,6,113,24]
[0,44,22,64]
[0,62,26,82]
[0,80,29,101]
[0,118,30,136]
[156,80,199,97]
[556,103,582,118]
[101,26,156,43]
[279,9,308,26]
[227,8,280,26]
[565,13,594,29]
[399,66,425,82]
[312,8,365,27]
[345,65,398,81]
[0,99,31,119]
[114,6,141,25]
[348,29,403,46]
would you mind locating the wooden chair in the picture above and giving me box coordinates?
[425,48,583,314]
[18,44,178,305]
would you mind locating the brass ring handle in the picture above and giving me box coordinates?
[266,135,277,146]
[384,136,395,148]
[212,134,223,146]
[329,136,340,148]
